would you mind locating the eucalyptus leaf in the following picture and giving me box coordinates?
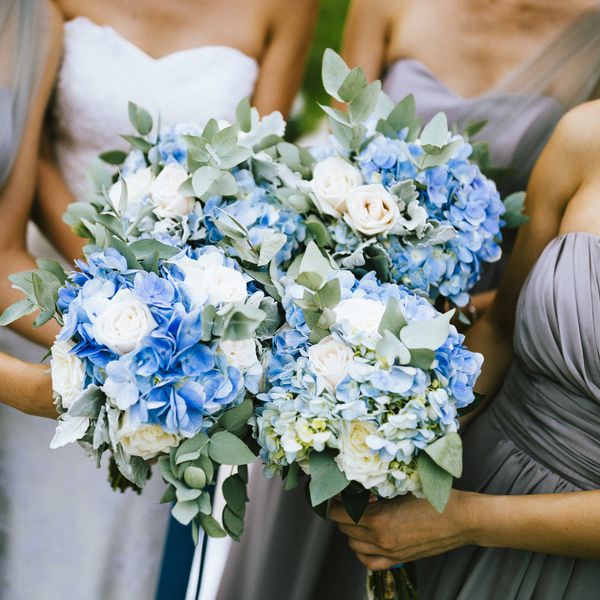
[376,330,411,366]
[208,431,256,465]
[306,216,334,248]
[316,278,340,309]
[308,451,349,507]
[322,48,350,101]
[222,474,248,517]
[175,432,210,465]
[160,485,177,504]
[424,433,463,478]
[420,112,449,148]
[68,385,105,419]
[236,97,252,132]
[218,399,253,433]
[172,500,200,526]
[36,258,68,285]
[222,505,244,539]
[128,101,153,136]
[349,80,381,123]
[338,65,368,102]
[387,94,417,132]
[341,486,371,524]
[284,461,301,491]
[99,150,128,165]
[258,232,287,266]
[408,348,436,370]
[220,305,265,341]
[176,486,203,502]
[199,514,227,538]
[416,452,453,513]
[503,191,528,229]
[0,299,36,326]
[400,310,454,351]
[378,297,407,337]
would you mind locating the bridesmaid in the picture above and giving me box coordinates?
[0,2,318,599]
[331,100,600,598]
[341,0,600,311]
[0,0,60,418]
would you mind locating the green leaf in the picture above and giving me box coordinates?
[420,112,449,148]
[308,451,349,507]
[236,97,252,132]
[172,500,200,526]
[416,452,453,513]
[191,166,222,197]
[218,399,253,433]
[121,134,153,153]
[175,432,210,465]
[160,485,177,504]
[222,505,244,539]
[400,309,454,351]
[341,486,371,523]
[212,171,238,196]
[129,239,180,261]
[316,278,341,309]
[378,297,407,337]
[298,241,332,291]
[503,191,529,229]
[220,305,265,341]
[222,474,248,517]
[408,348,436,370]
[68,385,105,418]
[463,119,488,138]
[284,461,301,491]
[258,232,287,266]
[349,80,381,123]
[322,48,350,102]
[99,150,128,165]
[255,297,281,339]
[36,258,68,285]
[208,431,256,465]
[199,514,227,538]
[424,433,463,478]
[387,94,417,132]
[107,236,142,269]
[319,104,350,126]
[306,216,334,248]
[0,299,36,326]
[338,65,368,102]
[176,486,203,502]
[128,101,153,136]
[238,464,249,484]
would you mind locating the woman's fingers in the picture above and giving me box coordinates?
[356,552,397,571]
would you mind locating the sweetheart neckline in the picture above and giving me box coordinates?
[65,15,259,67]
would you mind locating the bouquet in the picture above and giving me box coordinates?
[254,243,483,598]
[0,102,295,543]
[293,51,524,309]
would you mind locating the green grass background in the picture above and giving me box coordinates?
[288,0,351,139]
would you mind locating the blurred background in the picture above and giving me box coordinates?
[288,0,351,139]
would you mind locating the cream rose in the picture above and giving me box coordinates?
[108,167,154,213]
[117,417,180,460]
[92,289,157,355]
[310,155,363,217]
[333,298,386,339]
[308,335,353,393]
[50,340,85,409]
[334,421,390,489]
[220,338,258,370]
[149,163,195,218]
[345,184,400,236]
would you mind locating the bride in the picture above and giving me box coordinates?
[0,1,317,598]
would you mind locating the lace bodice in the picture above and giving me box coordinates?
[53,16,259,202]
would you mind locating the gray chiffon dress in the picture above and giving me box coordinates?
[417,231,600,598]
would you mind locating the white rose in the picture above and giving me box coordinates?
[117,416,180,460]
[50,340,85,409]
[92,289,157,355]
[149,163,195,218]
[308,335,353,393]
[310,155,363,218]
[220,339,258,370]
[108,167,154,214]
[184,265,247,308]
[397,199,428,235]
[345,184,400,236]
[335,421,390,489]
[334,298,386,339]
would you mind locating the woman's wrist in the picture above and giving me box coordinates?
[457,490,508,548]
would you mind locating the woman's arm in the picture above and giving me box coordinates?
[340,0,396,82]
[330,488,600,569]
[0,2,63,347]
[0,353,55,418]
[251,0,319,117]
[463,110,584,406]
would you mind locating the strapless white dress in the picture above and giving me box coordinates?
[0,16,258,600]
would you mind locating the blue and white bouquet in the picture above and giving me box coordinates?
[255,242,483,514]
[295,51,515,307]
[0,102,299,543]
[69,100,307,272]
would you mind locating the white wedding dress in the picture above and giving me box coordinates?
[0,16,258,600]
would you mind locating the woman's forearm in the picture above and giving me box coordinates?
[467,490,600,559]
[0,352,55,417]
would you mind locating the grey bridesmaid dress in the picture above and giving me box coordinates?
[417,232,600,598]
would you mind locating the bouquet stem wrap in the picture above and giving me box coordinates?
[367,566,418,600]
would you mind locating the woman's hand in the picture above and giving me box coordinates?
[330,490,477,570]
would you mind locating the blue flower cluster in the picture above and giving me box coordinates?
[256,271,483,497]
[355,134,505,305]
[204,168,307,266]
[58,246,259,437]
